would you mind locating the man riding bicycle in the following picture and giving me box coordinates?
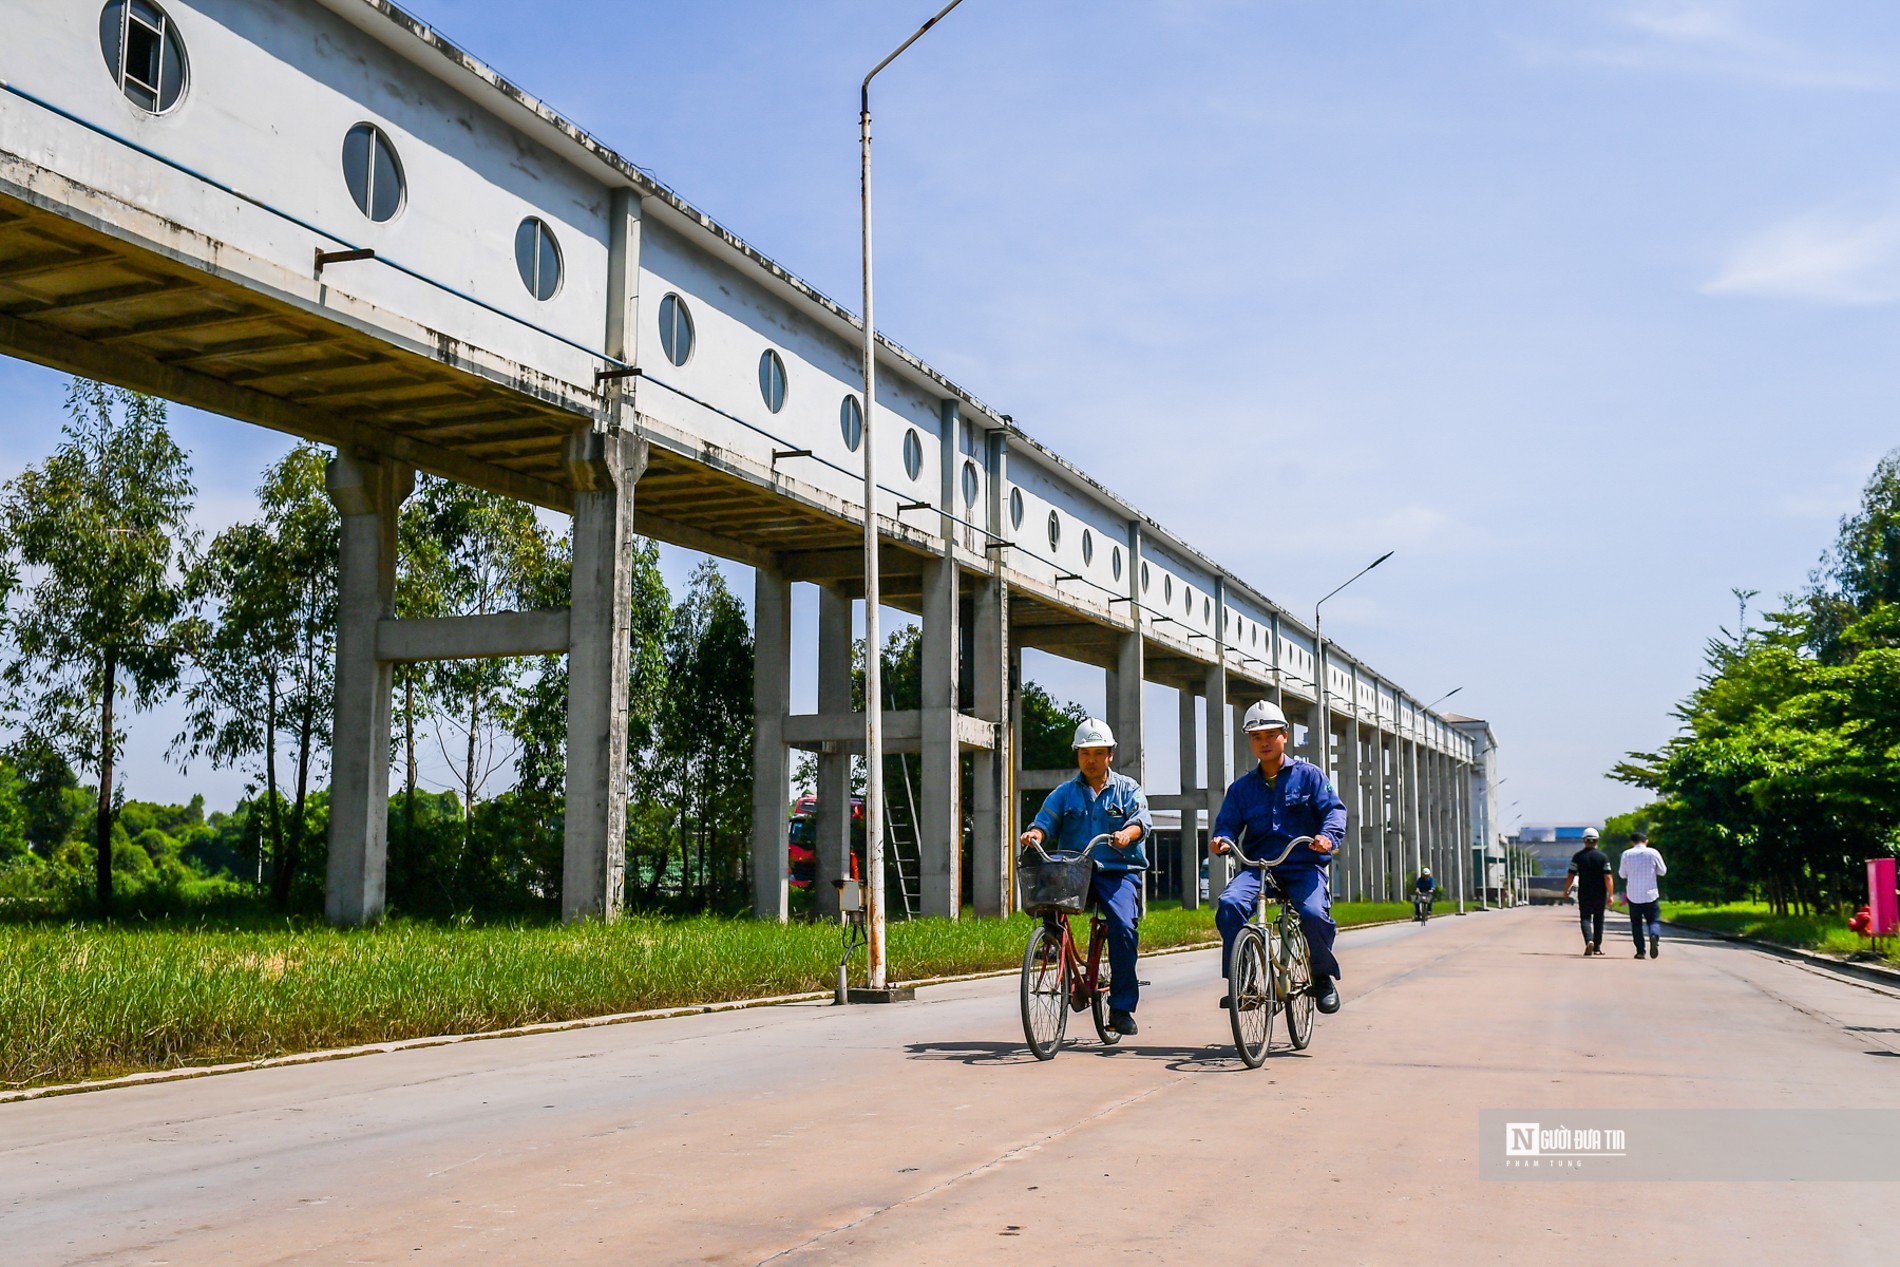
[1211,701,1348,1015]
[1414,868,1436,904]
[1019,718,1151,1036]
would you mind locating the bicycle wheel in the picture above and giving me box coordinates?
[1089,935,1121,1046]
[1282,916,1315,1051]
[1228,925,1274,1069]
[1020,921,1069,1060]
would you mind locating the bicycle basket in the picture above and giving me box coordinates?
[1018,851,1094,915]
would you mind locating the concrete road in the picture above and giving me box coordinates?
[6,907,1899,1265]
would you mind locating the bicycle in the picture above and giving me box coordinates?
[1219,831,1316,1068]
[1413,891,1433,923]
[1017,834,1123,1061]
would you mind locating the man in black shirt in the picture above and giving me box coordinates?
[1563,828,1614,956]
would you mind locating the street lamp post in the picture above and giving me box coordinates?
[1312,550,1393,782]
[859,0,971,992]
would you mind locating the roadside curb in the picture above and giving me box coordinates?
[1664,918,1900,991]
[0,911,1441,1104]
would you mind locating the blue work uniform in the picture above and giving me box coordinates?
[1030,769,1153,1014]
[1211,756,1349,983]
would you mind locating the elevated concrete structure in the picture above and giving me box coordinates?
[0,0,1486,922]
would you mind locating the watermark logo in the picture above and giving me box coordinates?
[1482,1109,1900,1181]
[1500,1121,1626,1167]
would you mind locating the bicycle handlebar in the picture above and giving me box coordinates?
[1223,827,1314,871]
[1020,833,1117,865]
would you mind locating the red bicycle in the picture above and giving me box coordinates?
[1017,834,1121,1060]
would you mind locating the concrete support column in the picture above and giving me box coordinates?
[813,583,854,919]
[749,564,792,921]
[324,453,411,926]
[919,554,961,918]
[563,429,646,922]
[1177,685,1200,907]
[1202,659,1230,912]
[1342,712,1363,903]
[970,431,1011,917]
[1390,734,1404,899]
[1113,633,1146,788]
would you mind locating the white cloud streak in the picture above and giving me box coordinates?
[1704,202,1900,304]
[1520,1,1889,92]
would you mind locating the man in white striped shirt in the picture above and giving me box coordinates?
[1619,831,1667,959]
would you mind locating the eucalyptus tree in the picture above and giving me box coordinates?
[173,443,337,910]
[0,380,197,911]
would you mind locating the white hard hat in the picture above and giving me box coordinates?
[1072,717,1116,749]
[1421,867,1431,875]
[1583,827,1600,841]
[1242,700,1289,732]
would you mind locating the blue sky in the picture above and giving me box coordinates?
[6,0,1900,827]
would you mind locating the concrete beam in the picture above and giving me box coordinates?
[783,710,996,753]
[0,310,576,514]
[376,609,569,662]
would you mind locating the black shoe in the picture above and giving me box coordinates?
[1592,942,1602,955]
[1109,1008,1138,1035]
[1649,937,1659,958]
[1634,947,1646,959]
[1313,978,1341,1014]
[1582,944,1593,957]
[1216,994,1233,1010]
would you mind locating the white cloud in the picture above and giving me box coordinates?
[1519,1,1888,92]
[1704,203,1900,304]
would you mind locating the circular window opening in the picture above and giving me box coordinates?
[100,1,188,114]
[1183,586,1193,614]
[1047,510,1061,551]
[1253,626,1260,647]
[1163,576,1173,603]
[1141,562,1150,593]
[342,123,405,223]
[514,217,563,301]
[658,293,694,367]
[1081,529,1094,565]
[840,394,863,451]
[1009,487,1024,528]
[1112,546,1123,581]
[758,349,787,413]
[961,459,979,508]
[1204,596,1212,623]
[902,428,923,480]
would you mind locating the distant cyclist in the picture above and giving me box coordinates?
[1019,718,1152,1035]
[1412,868,1436,919]
[1210,701,1349,1015]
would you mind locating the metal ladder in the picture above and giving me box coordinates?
[883,755,923,919]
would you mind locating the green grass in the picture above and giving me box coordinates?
[0,900,1417,1090]
[1664,901,1900,965]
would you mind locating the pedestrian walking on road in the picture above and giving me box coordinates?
[1620,830,1667,958]
[1563,827,1613,956]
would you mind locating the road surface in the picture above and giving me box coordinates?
[5,907,1898,1264]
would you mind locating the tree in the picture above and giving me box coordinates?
[174,444,337,910]
[653,563,753,910]
[0,380,196,911]
[404,478,564,826]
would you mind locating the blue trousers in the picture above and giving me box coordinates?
[1629,899,1661,949]
[1216,865,1340,982]
[1089,869,1142,1012]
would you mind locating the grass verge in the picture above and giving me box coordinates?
[0,900,1415,1090]
[1664,901,1900,965]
